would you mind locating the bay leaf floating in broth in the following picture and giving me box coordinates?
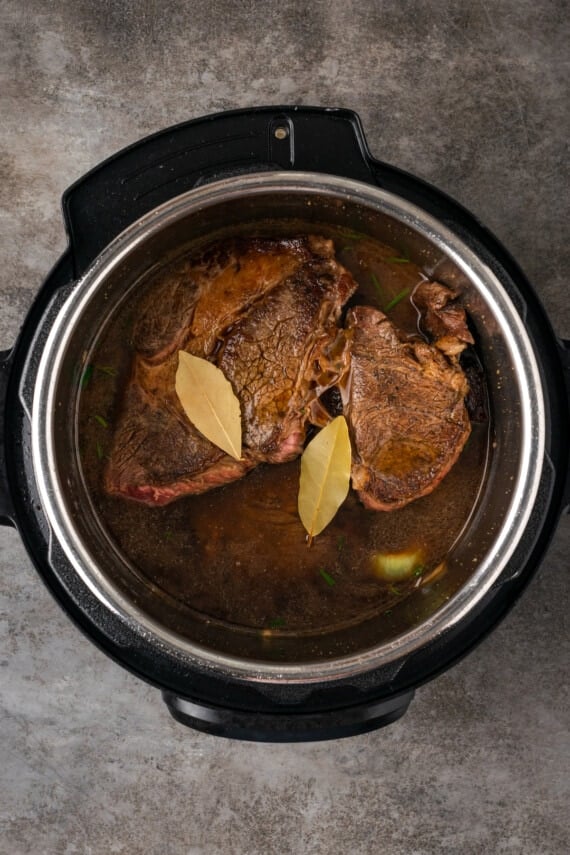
[298,415,352,540]
[175,351,242,460]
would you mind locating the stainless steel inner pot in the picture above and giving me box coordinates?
[30,172,545,683]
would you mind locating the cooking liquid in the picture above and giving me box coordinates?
[77,234,489,636]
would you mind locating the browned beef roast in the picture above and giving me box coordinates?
[344,301,472,511]
[104,236,357,506]
[413,280,474,357]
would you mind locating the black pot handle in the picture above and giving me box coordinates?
[162,688,414,742]
[0,349,15,527]
[62,106,377,277]
[561,339,570,513]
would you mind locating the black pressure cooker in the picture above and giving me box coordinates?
[1,107,568,741]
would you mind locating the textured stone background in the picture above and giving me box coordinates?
[1,1,568,853]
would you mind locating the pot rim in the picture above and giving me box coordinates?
[30,171,546,684]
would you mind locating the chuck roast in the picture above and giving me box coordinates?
[104,236,357,506]
[344,302,472,511]
[413,280,474,357]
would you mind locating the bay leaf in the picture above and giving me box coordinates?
[175,351,242,460]
[298,415,352,539]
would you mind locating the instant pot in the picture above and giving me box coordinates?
[1,107,568,741]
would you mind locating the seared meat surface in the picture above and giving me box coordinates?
[344,305,471,511]
[217,260,356,462]
[413,280,474,357]
[104,236,356,506]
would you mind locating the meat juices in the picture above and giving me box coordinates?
[79,234,489,633]
[104,236,357,505]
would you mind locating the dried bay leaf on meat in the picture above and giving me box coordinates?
[175,351,242,460]
[298,415,352,539]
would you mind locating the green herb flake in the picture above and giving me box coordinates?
[96,441,104,460]
[94,414,109,428]
[80,364,94,389]
[342,229,366,242]
[386,256,410,264]
[413,565,424,577]
[384,288,411,312]
[268,617,286,629]
[164,529,173,541]
[389,584,401,595]
[319,568,336,587]
[96,365,117,377]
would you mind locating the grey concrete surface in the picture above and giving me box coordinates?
[1,1,569,853]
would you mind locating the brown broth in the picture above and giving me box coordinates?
[77,234,489,636]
